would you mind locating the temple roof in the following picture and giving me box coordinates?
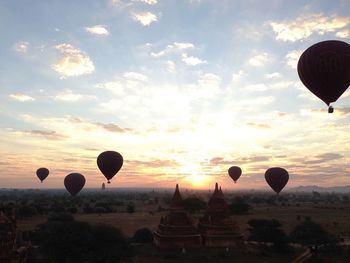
[170,184,184,210]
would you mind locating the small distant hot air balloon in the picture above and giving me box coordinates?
[64,173,86,196]
[36,168,49,183]
[297,40,350,112]
[265,167,289,194]
[97,151,123,184]
[228,166,242,183]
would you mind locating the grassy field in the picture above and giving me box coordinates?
[17,202,350,239]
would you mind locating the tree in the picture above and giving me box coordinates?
[34,216,133,263]
[126,203,135,213]
[247,219,288,251]
[290,220,336,251]
[132,228,153,243]
[229,196,251,215]
[183,197,206,213]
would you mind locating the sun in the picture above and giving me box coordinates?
[178,164,211,188]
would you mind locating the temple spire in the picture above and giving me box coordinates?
[170,184,183,209]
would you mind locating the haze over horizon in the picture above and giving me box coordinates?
[1,0,350,190]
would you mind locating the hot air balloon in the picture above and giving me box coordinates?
[64,173,86,196]
[297,40,350,112]
[36,167,49,183]
[265,167,289,194]
[97,151,123,184]
[228,166,242,183]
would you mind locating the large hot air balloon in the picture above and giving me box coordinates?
[228,166,242,183]
[36,167,49,183]
[97,151,123,184]
[297,40,350,112]
[64,173,86,196]
[265,167,289,194]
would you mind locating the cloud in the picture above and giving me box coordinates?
[13,41,29,53]
[285,50,302,69]
[335,107,350,116]
[245,81,293,92]
[248,52,269,66]
[232,70,244,82]
[85,25,109,36]
[95,122,132,133]
[9,93,35,102]
[181,53,207,66]
[54,90,96,102]
[247,122,271,129]
[304,152,343,164]
[132,0,157,4]
[151,42,194,57]
[123,71,148,81]
[27,130,67,140]
[112,0,157,6]
[336,29,350,38]
[132,12,158,26]
[265,72,280,79]
[52,44,95,78]
[270,14,350,42]
[166,60,176,73]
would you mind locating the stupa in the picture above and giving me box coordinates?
[153,184,201,249]
[198,183,243,248]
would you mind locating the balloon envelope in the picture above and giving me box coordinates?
[64,173,86,196]
[97,151,123,183]
[228,166,242,183]
[297,40,350,106]
[265,167,289,194]
[36,167,49,183]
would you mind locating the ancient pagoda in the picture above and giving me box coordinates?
[153,184,201,249]
[198,183,243,248]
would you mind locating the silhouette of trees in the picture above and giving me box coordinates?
[34,213,133,263]
[126,202,135,213]
[229,196,251,215]
[183,197,206,213]
[290,219,337,251]
[132,228,153,243]
[247,219,288,251]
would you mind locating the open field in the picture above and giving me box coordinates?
[17,202,350,238]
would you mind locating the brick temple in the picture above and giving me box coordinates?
[153,184,201,249]
[198,183,243,248]
[154,183,243,249]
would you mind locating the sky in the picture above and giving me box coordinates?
[1,0,350,190]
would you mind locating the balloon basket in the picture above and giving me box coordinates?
[328,106,334,113]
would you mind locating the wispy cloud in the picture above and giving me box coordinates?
[270,14,349,42]
[52,44,95,78]
[247,122,271,129]
[336,29,350,38]
[85,25,109,36]
[13,41,29,53]
[27,130,67,140]
[285,50,302,69]
[54,90,96,102]
[181,53,207,66]
[265,72,280,79]
[132,0,157,4]
[151,42,194,57]
[9,93,35,102]
[248,52,269,66]
[132,12,158,26]
[166,60,176,72]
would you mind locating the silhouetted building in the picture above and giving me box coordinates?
[198,183,243,248]
[153,184,201,249]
